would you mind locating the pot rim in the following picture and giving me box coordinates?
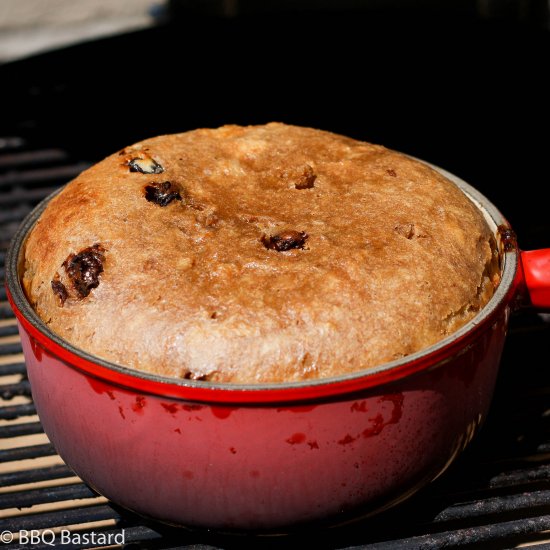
[5,162,519,403]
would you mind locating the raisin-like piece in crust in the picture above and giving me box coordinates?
[144,181,181,206]
[51,278,68,306]
[128,157,164,174]
[262,231,308,251]
[295,165,316,189]
[63,244,106,298]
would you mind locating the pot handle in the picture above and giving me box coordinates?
[520,249,550,310]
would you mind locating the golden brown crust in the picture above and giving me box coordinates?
[22,123,499,383]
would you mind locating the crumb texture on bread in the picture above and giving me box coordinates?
[22,123,499,383]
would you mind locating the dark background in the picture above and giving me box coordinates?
[1,5,549,249]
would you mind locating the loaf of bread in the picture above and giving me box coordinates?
[22,123,499,383]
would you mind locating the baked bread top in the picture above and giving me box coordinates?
[22,123,499,383]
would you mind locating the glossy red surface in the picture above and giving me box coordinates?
[521,249,550,311]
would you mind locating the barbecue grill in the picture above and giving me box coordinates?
[1,7,550,548]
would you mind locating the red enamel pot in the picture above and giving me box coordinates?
[5,164,550,532]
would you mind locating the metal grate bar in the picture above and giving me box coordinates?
[0,163,90,189]
[0,483,96,509]
[0,464,72,486]
[362,515,550,549]
[0,205,34,225]
[0,421,43,439]
[433,490,550,523]
[0,325,19,338]
[0,187,59,207]
[0,381,32,400]
[0,402,36,420]
[0,305,19,319]
[0,363,26,376]
[0,444,57,464]
[0,341,23,355]
[489,465,550,488]
[0,137,25,151]
[538,443,550,453]
[0,149,68,169]
[0,503,120,532]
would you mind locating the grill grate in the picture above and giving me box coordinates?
[1,138,550,549]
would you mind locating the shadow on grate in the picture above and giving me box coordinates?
[1,137,550,549]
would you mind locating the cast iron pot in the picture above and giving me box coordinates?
[5,164,550,531]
